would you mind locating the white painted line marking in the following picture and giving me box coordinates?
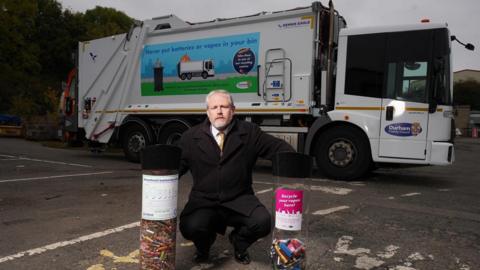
[253,180,273,185]
[313,205,350,216]
[255,188,273,194]
[355,255,385,270]
[407,252,424,261]
[349,181,366,186]
[390,266,416,270]
[437,188,450,192]
[377,245,400,259]
[311,185,353,195]
[400,192,421,197]
[334,235,370,256]
[388,196,395,200]
[455,257,471,270]
[0,158,20,161]
[311,178,331,183]
[0,171,114,184]
[254,182,353,195]
[0,221,140,263]
[0,154,91,167]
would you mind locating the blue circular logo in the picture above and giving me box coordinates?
[233,48,255,74]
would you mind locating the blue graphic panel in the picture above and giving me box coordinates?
[141,33,260,79]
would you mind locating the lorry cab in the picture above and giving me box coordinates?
[332,23,454,166]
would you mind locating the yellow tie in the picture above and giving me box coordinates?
[217,132,225,152]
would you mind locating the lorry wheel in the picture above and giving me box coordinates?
[180,74,187,80]
[122,125,151,162]
[315,126,372,180]
[158,122,189,145]
[201,71,208,79]
[186,73,192,80]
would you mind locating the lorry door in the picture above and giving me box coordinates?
[378,30,434,160]
[379,61,429,159]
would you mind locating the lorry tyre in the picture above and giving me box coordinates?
[315,126,372,180]
[201,71,208,79]
[122,124,152,162]
[186,73,192,80]
[158,122,189,145]
[180,73,187,80]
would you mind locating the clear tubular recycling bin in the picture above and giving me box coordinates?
[140,145,181,270]
[271,152,313,270]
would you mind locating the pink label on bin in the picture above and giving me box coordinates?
[275,188,303,214]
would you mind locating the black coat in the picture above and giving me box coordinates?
[178,118,294,217]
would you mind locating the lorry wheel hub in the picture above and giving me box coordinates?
[129,133,146,152]
[328,141,354,167]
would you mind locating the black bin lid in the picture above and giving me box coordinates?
[141,144,182,170]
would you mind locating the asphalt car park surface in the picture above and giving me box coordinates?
[0,137,479,270]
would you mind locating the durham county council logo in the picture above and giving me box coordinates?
[385,122,422,137]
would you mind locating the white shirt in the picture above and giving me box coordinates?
[211,125,231,146]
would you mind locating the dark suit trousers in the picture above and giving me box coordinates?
[179,205,271,253]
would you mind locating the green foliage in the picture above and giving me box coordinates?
[454,79,480,110]
[0,0,133,117]
[83,6,133,40]
[10,95,40,120]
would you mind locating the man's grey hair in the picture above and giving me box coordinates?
[205,90,235,108]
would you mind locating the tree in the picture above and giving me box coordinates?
[0,0,133,117]
[82,6,133,40]
[454,79,480,111]
[0,0,41,113]
[34,0,72,80]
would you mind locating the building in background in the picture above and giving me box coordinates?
[454,69,480,137]
[454,69,480,83]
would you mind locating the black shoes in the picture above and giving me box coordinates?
[228,231,251,265]
[193,250,209,264]
[193,231,252,264]
[192,233,216,264]
[233,249,251,265]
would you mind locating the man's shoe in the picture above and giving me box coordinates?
[233,250,251,265]
[193,251,209,264]
[229,231,251,264]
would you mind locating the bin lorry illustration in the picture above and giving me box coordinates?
[178,59,215,80]
[61,1,458,180]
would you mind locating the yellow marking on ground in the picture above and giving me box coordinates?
[100,249,140,264]
[86,264,105,270]
[180,241,194,247]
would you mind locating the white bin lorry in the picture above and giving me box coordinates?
[61,1,457,180]
[178,59,215,80]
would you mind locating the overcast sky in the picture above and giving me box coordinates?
[58,0,479,72]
